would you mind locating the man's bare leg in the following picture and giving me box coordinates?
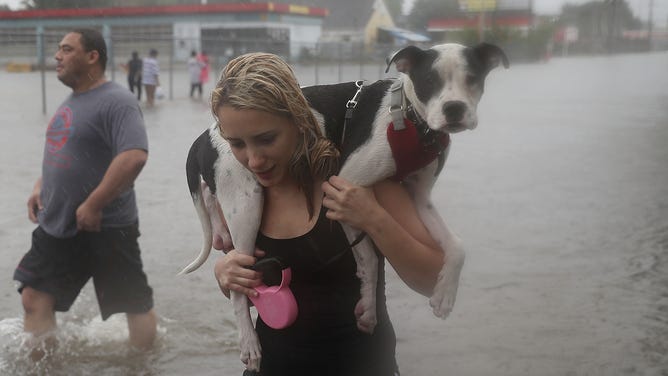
[21,287,57,361]
[127,309,157,350]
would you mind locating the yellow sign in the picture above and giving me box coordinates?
[459,0,497,12]
[6,63,32,73]
[288,5,309,15]
[268,2,313,15]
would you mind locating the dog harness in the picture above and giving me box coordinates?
[342,80,449,182]
[387,80,450,181]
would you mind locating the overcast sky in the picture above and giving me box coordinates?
[1,0,666,27]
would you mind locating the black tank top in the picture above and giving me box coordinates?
[255,206,398,376]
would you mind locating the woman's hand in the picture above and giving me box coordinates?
[214,248,265,299]
[321,175,380,231]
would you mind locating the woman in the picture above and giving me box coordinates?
[212,53,446,375]
[197,50,210,88]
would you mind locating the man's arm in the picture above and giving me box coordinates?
[76,149,147,232]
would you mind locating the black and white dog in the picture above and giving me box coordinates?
[182,43,508,371]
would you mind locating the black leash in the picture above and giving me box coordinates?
[340,79,365,148]
[335,79,369,258]
[319,229,367,269]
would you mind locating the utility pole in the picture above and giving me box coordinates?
[478,11,485,42]
[648,0,654,51]
[606,0,618,54]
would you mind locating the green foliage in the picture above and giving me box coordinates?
[408,0,462,31]
[558,0,642,38]
[384,0,403,19]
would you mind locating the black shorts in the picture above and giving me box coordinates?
[14,224,154,320]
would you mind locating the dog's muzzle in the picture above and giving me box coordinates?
[440,100,475,133]
[443,101,466,123]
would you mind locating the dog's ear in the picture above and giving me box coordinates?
[472,42,510,74]
[385,45,424,74]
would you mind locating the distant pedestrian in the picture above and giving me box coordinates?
[126,51,142,101]
[197,51,210,88]
[188,50,204,99]
[142,49,160,107]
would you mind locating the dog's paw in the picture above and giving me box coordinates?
[239,331,262,371]
[429,289,456,319]
[429,273,460,319]
[430,247,464,319]
[354,298,377,334]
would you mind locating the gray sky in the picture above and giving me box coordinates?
[1,0,666,27]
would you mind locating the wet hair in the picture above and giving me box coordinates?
[72,28,107,71]
[211,52,340,218]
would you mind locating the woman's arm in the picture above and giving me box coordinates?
[322,175,445,296]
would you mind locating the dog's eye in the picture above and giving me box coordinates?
[466,74,479,86]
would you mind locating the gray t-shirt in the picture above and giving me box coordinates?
[38,81,148,238]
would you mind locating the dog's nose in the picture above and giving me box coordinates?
[442,101,466,123]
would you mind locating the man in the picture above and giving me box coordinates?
[141,48,160,107]
[13,29,157,355]
[126,51,143,100]
[187,50,204,99]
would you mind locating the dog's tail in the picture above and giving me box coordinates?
[178,187,214,274]
[179,138,214,275]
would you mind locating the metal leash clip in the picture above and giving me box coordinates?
[346,80,365,109]
[342,80,365,147]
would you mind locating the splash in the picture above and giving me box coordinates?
[0,314,162,375]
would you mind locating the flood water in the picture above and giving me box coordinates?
[1,51,667,375]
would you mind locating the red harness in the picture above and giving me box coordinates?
[341,80,449,182]
[387,118,450,181]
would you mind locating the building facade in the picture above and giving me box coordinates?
[0,3,327,65]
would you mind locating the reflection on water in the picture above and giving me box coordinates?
[631,213,668,368]
[0,51,667,375]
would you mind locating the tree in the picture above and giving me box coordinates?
[384,0,403,19]
[407,0,462,31]
[556,0,643,53]
[559,0,641,35]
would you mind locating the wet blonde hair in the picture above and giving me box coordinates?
[211,52,339,218]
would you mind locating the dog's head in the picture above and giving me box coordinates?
[386,43,509,133]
